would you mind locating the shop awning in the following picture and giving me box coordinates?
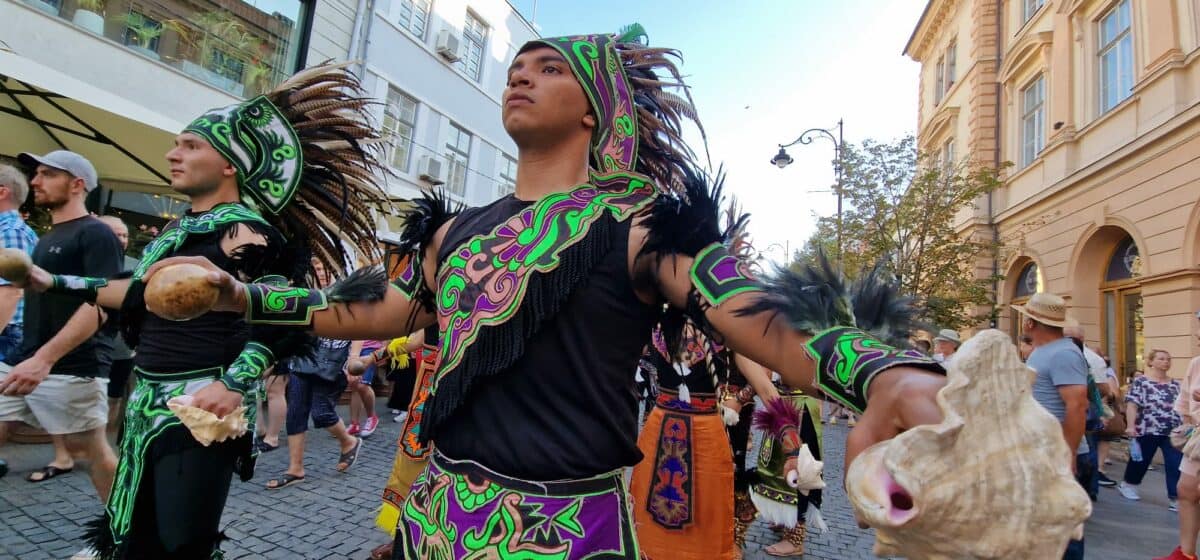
[0,48,182,186]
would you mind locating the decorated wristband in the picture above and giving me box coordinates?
[804,327,944,415]
[220,342,274,395]
[244,283,329,325]
[50,275,108,303]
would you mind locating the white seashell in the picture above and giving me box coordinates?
[790,444,826,495]
[166,395,249,446]
[845,329,1092,559]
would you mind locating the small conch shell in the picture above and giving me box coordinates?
[166,395,248,446]
[788,444,826,495]
[845,329,1091,559]
[0,248,31,283]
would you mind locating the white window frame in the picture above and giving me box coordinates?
[497,155,517,197]
[934,56,945,105]
[941,138,956,173]
[458,11,488,82]
[445,123,472,197]
[395,0,432,39]
[1098,0,1134,114]
[1023,0,1045,23]
[1021,74,1045,168]
[382,87,419,173]
[945,40,957,91]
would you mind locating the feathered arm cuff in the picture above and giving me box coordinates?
[739,253,944,415]
[245,266,389,326]
[390,190,461,312]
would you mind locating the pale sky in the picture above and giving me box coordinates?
[517,0,928,263]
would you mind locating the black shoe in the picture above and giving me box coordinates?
[0,459,7,478]
[1097,473,1117,487]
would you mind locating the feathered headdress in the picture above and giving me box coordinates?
[520,23,709,196]
[183,61,393,277]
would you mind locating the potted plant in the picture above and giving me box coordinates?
[120,12,163,60]
[72,0,105,34]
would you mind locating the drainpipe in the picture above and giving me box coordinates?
[348,0,373,76]
[989,0,1004,328]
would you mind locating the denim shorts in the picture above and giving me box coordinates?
[285,372,347,436]
[357,348,377,385]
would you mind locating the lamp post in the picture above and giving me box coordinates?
[769,119,844,261]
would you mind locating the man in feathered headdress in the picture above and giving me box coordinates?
[144,26,949,559]
[12,63,390,558]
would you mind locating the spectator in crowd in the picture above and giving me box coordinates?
[256,372,287,453]
[0,151,123,501]
[264,259,362,489]
[913,338,932,356]
[0,164,36,479]
[1094,350,1122,487]
[1118,349,1183,512]
[1018,334,1034,362]
[96,216,136,434]
[932,328,961,364]
[1158,312,1200,560]
[347,339,382,438]
[1014,292,1089,560]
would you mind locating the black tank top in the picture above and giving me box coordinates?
[433,195,658,480]
[134,227,249,373]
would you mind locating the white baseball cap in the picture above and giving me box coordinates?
[18,150,98,191]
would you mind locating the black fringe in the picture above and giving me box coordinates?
[418,216,619,442]
[83,514,116,559]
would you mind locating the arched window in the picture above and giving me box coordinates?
[1010,261,1042,340]
[1105,235,1142,282]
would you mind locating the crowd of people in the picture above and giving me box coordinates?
[0,22,1192,560]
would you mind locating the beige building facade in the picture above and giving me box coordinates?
[906,0,1200,381]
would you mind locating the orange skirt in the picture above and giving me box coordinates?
[630,400,735,560]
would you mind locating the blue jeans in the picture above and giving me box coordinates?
[1063,537,1084,560]
[1123,433,1182,500]
[0,324,22,362]
[285,373,347,436]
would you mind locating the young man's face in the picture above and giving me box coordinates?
[30,165,82,209]
[502,46,594,144]
[165,132,236,198]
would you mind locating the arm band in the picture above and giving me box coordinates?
[244,283,329,325]
[220,342,274,395]
[804,327,945,415]
[49,275,108,303]
[689,242,762,309]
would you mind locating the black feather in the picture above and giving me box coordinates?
[638,167,725,261]
[395,189,463,256]
[326,265,389,303]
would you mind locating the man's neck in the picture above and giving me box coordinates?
[513,144,590,201]
[1031,331,1062,347]
[0,201,17,214]
[50,201,88,224]
[189,189,241,213]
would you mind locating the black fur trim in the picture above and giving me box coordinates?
[736,250,925,346]
[83,514,116,559]
[638,167,725,262]
[418,216,621,443]
[327,265,389,303]
[395,190,463,256]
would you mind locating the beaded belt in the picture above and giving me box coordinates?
[655,388,719,414]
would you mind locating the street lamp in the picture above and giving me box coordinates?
[770,119,845,261]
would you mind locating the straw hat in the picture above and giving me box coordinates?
[932,329,962,347]
[1011,292,1078,328]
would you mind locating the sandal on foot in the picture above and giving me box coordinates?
[336,437,362,472]
[27,465,73,482]
[256,439,280,453]
[266,473,305,490]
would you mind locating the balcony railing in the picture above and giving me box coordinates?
[21,0,308,98]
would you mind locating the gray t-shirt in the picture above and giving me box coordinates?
[1027,336,1090,454]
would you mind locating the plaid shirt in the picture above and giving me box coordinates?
[0,210,37,326]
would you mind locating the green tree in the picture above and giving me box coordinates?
[796,135,1007,330]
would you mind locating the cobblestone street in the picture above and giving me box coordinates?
[0,405,1180,559]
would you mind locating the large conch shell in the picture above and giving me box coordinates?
[790,444,826,494]
[845,329,1091,559]
[166,395,248,446]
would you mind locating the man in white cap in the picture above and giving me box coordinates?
[932,328,961,364]
[0,150,123,502]
[1013,291,1090,560]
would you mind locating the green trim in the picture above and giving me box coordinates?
[49,274,108,302]
[244,284,329,325]
[220,342,274,395]
[132,365,223,383]
[804,327,943,414]
[133,204,267,280]
[689,242,761,307]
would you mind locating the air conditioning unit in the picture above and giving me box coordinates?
[435,29,462,62]
[418,156,445,185]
